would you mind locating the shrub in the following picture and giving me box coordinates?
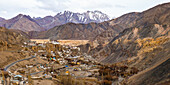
[102,80,112,85]
[104,75,112,81]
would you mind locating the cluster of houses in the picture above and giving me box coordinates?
[0,39,101,85]
[26,39,100,77]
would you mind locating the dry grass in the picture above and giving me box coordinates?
[55,75,99,85]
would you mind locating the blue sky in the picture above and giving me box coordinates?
[0,0,169,19]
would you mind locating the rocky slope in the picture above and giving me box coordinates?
[0,27,29,49]
[90,2,170,58]
[93,24,169,62]
[126,58,170,85]
[34,10,110,30]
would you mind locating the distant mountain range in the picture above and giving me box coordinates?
[34,10,110,30]
[0,11,110,32]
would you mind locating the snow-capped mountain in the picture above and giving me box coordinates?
[55,10,110,23]
[34,10,110,30]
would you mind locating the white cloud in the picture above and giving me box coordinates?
[1,11,7,14]
[0,0,169,19]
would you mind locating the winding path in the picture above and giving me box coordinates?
[4,56,36,71]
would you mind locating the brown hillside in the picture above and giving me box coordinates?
[126,58,170,85]
[0,27,29,51]
[91,3,170,84]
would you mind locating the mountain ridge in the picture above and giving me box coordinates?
[34,10,110,30]
[0,14,44,32]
